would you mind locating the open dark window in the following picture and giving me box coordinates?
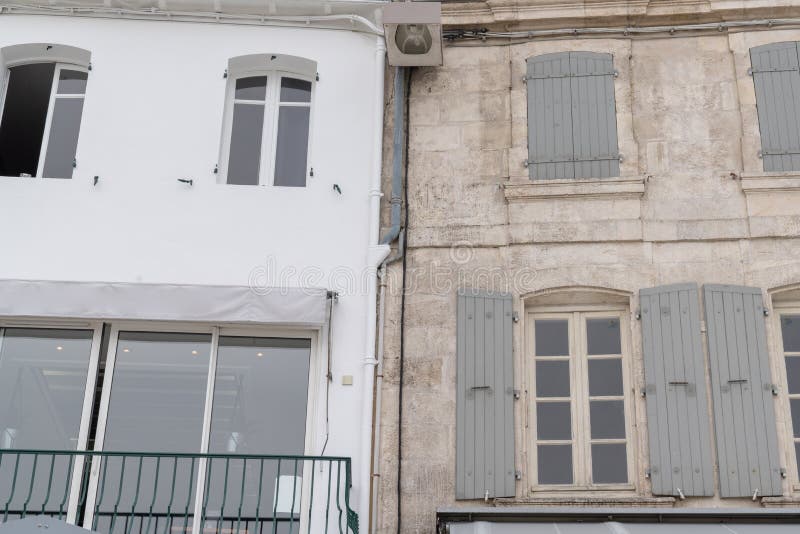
[0,63,87,179]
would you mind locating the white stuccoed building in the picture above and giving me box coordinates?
[0,2,388,533]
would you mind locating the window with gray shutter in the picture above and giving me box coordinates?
[639,284,714,497]
[525,51,620,180]
[703,285,783,497]
[750,42,800,172]
[456,289,515,500]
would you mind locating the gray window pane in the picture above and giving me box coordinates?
[0,328,94,514]
[588,358,623,396]
[782,315,800,352]
[57,69,87,95]
[536,401,571,440]
[42,98,84,179]
[591,443,628,484]
[792,399,800,438]
[534,319,569,356]
[0,328,93,449]
[274,106,309,187]
[227,103,264,185]
[537,445,572,484]
[207,337,311,520]
[586,318,621,355]
[235,76,267,100]
[536,360,569,397]
[280,77,312,103]
[589,400,626,439]
[786,356,800,394]
[103,331,211,453]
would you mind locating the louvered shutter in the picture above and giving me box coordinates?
[640,284,714,496]
[703,285,783,497]
[750,42,800,172]
[525,51,620,180]
[456,289,515,500]
[526,52,574,180]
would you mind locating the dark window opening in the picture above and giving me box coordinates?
[0,63,55,177]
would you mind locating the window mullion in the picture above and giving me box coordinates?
[571,311,587,486]
[262,75,281,186]
[35,63,62,178]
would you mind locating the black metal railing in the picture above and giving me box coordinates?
[0,449,358,534]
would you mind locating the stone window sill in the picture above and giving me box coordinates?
[495,495,675,507]
[740,172,800,193]
[503,176,646,201]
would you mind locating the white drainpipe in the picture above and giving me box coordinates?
[358,34,388,534]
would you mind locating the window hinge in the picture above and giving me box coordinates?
[512,311,520,323]
[645,468,651,478]
[72,158,77,169]
[316,72,320,82]
[514,470,522,480]
[640,387,647,398]
[747,67,753,76]
[88,62,92,72]
[635,309,641,320]
[763,307,770,316]
[223,69,228,79]
[771,384,780,396]
[309,167,314,177]
[781,467,788,479]
[213,164,219,174]
[513,389,520,400]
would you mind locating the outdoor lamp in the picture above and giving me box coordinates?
[383,2,443,66]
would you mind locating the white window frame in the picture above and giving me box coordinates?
[526,306,635,492]
[83,321,321,534]
[0,62,88,179]
[219,70,314,186]
[771,304,800,493]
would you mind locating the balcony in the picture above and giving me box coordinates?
[0,449,357,534]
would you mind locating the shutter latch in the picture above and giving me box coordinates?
[771,384,780,396]
[513,389,521,400]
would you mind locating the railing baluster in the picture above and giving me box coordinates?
[235,458,246,534]
[218,457,231,534]
[289,459,298,534]
[145,456,161,534]
[344,459,354,534]
[200,457,213,533]
[324,462,332,534]
[335,461,343,534]
[162,456,178,534]
[20,453,39,518]
[271,458,281,534]
[3,453,21,522]
[58,454,74,520]
[126,455,144,534]
[109,455,128,534]
[307,460,315,534]
[93,454,110,532]
[254,458,264,532]
[41,454,56,515]
[182,457,195,534]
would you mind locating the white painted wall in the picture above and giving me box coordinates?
[0,13,383,520]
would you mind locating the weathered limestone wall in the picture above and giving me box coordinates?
[376,21,800,534]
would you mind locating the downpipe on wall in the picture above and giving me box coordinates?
[359,35,389,534]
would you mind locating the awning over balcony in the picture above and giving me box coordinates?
[0,279,329,326]
[440,508,800,534]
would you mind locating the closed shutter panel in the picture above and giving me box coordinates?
[570,52,620,179]
[525,52,620,180]
[456,289,515,500]
[750,42,800,172]
[640,284,714,496]
[703,285,783,497]
[526,52,574,180]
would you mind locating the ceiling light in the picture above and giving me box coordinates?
[383,2,443,67]
[56,346,63,351]
[122,348,130,353]
[257,352,264,357]
[191,350,198,355]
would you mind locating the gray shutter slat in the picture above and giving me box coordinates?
[703,284,783,497]
[640,283,714,496]
[569,52,620,179]
[456,290,515,500]
[750,42,800,172]
[526,53,574,180]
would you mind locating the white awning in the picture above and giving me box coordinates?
[450,522,800,534]
[0,279,329,326]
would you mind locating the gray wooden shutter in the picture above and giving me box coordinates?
[639,283,714,496]
[750,42,800,172]
[456,289,515,500]
[526,52,574,180]
[525,51,620,180]
[703,284,783,497]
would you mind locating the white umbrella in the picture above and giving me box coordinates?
[0,515,99,534]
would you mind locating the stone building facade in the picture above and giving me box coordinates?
[377,1,800,532]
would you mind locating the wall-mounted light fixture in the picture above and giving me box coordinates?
[383,2,443,67]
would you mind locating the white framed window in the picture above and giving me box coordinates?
[527,309,634,490]
[774,307,800,489]
[0,62,88,179]
[220,71,313,187]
